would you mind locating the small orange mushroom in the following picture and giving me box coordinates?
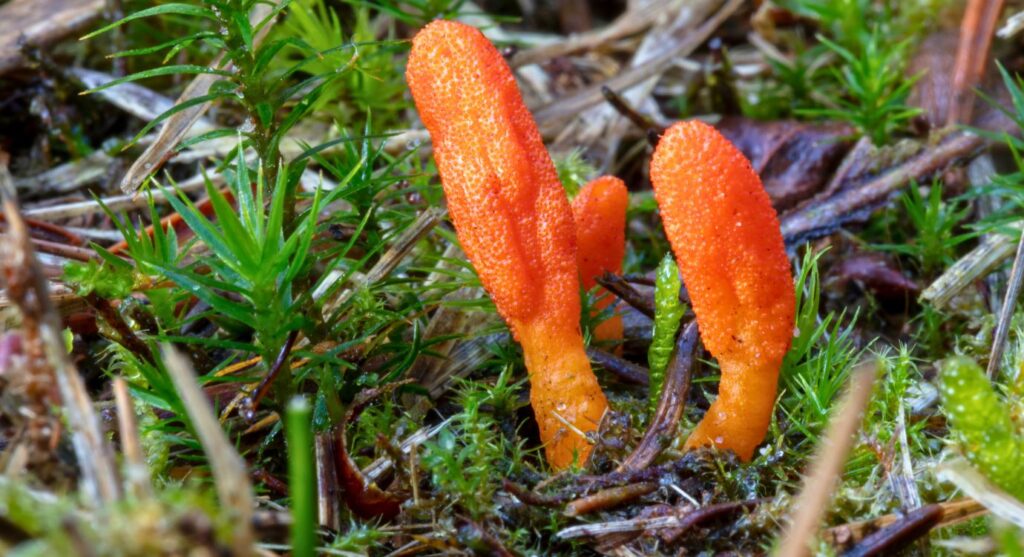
[650,120,795,461]
[406,20,608,469]
[571,176,628,350]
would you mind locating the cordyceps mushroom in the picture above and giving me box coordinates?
[406,20,608,469]
[650,120,795,461]
[571,176,628,349]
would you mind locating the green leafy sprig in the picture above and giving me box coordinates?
[648,253,686,413]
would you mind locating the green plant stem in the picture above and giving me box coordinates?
[648,254,685,413]
[286,396,316,557]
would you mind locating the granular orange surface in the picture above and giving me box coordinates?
[572,176,628,349]
[407,20,608,469]
[650,120,795,461]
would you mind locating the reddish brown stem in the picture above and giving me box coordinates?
[0,214,83,245]
[842,504,943,557]
[85,292,155,365]
[595,272,655,319]
[663,498,766,544]
[618,322,698,472]
[948,0,1006,125]
[586,347,649,386]
[565,482,659,517]
[601,85,662,145]
[30,238,97,262]
[332,381,410,519]
[252,468,289,497]
[240,329,300,419]
[502,479,568,508]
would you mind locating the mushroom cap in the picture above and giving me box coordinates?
[572,175,628,348]
[572,175,629,292]
[407,20,579,332]
[651,120,793,367]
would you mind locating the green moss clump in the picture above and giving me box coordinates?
[939,356,1024,498]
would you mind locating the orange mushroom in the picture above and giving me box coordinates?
[650,120,795,461]
[406,20,608,469]
[571,176,628,350]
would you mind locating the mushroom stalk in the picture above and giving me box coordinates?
[406,20,608,469]
[650,120,795,461]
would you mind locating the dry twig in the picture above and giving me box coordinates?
[781,132,984,247]
[0,0,104,75]
[841,505,943,557]
[776,360,878,557]
[823,498,985,550]
[162,344,255,556]
[564,482,659,517]
[557,498,763,540]
[987,229,1024,378]
[617,322,698,472]
[112,377,152,500]
[948,0,1006,125]
[508,0,671,68]
[586,347,649,386]
[596,272,655,319]
[534,0,744,129]
[921,228,1017,309]
[937,458,1024,529]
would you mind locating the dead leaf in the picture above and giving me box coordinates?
[780,130,983,247]
[829,253,919,303]
[0,0,104,76]
[717,116,854,210]
[907,31,958,127]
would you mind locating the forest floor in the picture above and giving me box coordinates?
[3,0,1024,555]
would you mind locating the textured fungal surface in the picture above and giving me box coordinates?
[406,20,607,469]
[572,175,628,347]
[650,120,796,461]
